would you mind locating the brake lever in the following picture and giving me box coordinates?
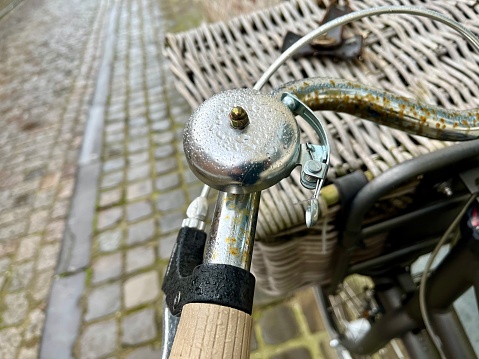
[281,93,330,227]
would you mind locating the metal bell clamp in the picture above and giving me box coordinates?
[281,92,330,227]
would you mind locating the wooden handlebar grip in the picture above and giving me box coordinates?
[169,303,253,359]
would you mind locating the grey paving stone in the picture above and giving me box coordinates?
[92,252,122,284]
[158,233,177,260]
[9,261,34,291]
[126,245,155,273]
[156,172,180,191]
[97,207,122,230]
[155,158,177,175]
[32,269,54,302]
[121,308,157,345]
[124,271,160,309]
[258,304,299,345]
[3,292,29,325]
[85,282,121,321]
[37,243,61,271]
[296,288,325,333]
[39,172,61,189]
[0,257,11,272]
[99,188,123,207]
[79,319,118,359]
[127,163,150,182]
[18,346,38,359]
[158,211,183,234]
[157,189,186,212]
[51,199,70,219]
[45,219,66,242]
[0,206,30,227]
[14,191,36,212]
[270,347,312,359]
[154,144,175,159]
[126,180,153,201]
[126,346,162,359]
[34,188,56,208]
[128,151,149,165]
[97,229,122,252]
[24,308,45,341]
[58,179,75,199]
[126,200,153,222]
[28,209,49,233]
[103,158,125,173]
[127,219,155,245]
[16,235,41,261]
[0,327,21,359]
[0,220,28,240]
[101,171,124,189]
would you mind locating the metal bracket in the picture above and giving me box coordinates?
[282,92,330,227]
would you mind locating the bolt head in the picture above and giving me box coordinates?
[307,160,322,174]
[229,106,249,129]
[330,339,340,348]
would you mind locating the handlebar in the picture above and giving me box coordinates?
[163,4,479,359]
[273,78,479,141]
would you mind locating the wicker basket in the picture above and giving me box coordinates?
[165,0,479,295]
[199,0,283,22]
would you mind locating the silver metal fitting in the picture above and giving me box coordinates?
[181,186,210,231]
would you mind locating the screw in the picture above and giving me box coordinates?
[307,160,322,174]
[436,182,453,197]
[229,106,249,129]
[282,96,297,111]
[330,339,340,348]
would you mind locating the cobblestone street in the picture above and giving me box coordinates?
[0,0,106,357]
[1,0,339,358]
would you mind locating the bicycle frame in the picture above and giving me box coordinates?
[312,146,479,358]
[160,5,479,359]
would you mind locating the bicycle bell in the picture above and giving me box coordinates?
[183,88,301,194]
[183,88,330,226]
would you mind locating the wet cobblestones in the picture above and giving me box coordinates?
[0,0,107,357]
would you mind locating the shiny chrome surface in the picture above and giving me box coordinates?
[181,185,210,230]
[183,88,300,194]
[282,93,331,227]
[203,191,260,270]
[160,298,180,359]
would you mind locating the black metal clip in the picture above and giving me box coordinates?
[162,227,256,316]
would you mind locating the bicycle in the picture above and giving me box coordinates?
[160,3,479,359]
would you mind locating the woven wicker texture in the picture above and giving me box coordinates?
[165,0,479,294]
